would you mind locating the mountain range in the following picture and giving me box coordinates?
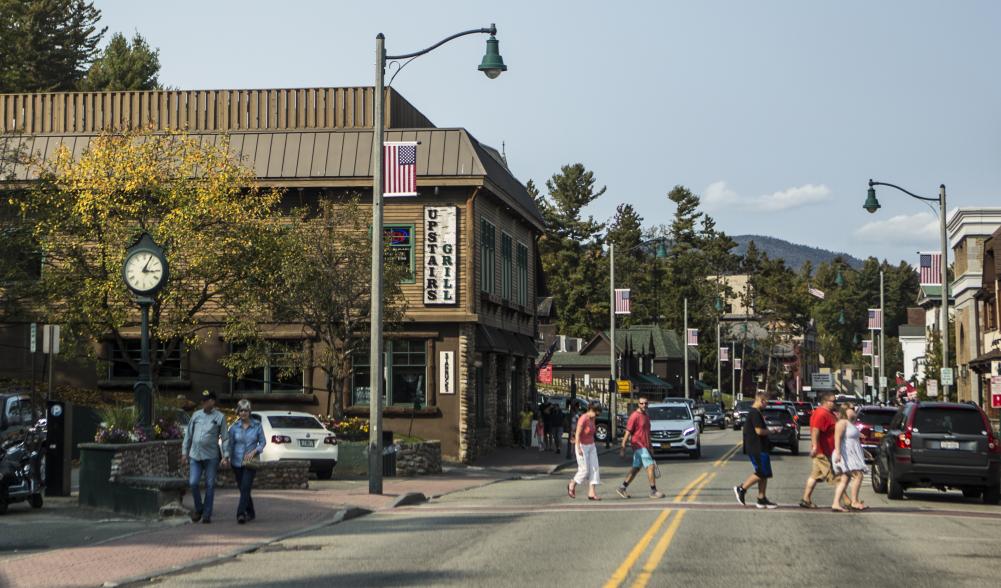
[731,235,864,270]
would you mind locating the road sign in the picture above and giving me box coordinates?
[927,379,938,397]
[537,364,552,384]
[617,379,632,395]
[991,376,1001,408]
[940,367,954,386]
[30,323,37,353]
[879,376,887,388]
[811,373,834,390]
[42,324,60,355]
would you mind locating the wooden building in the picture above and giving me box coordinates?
[0,88,543,462]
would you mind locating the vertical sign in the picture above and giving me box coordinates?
[926,379,938,397]
[42,324,60,354]
[537,363,553,384]
[424,206,458,305]
[30,322,37,353]
[439,351,454,395]
[990,376,1001,408]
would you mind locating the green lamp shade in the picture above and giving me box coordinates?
[478,35,507,79]
[835,270,844,287]
[863,186,881,213]
[655,242,668,258]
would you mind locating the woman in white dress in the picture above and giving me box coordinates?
[832,403,869,511]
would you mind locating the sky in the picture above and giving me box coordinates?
[92,0,1001,264]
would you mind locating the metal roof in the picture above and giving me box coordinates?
[1,127,543,228]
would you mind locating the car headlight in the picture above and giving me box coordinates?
[683,427,697,437]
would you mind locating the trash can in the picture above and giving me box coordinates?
[382,430,396,477]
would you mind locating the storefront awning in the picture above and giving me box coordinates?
[476,325,537,357]
[632,373,673,391]
[969,349,1001,373]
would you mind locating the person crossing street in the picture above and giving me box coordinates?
[734,392,778,509]
[616,397,665,499]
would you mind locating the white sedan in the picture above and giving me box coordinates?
[252,411,339,479]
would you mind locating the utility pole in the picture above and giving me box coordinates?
[368,32,387,495]
[683,297,690,399]
[731,341,736,409]
[879,270,885,403]
[609,243,616,442]
[938,185,951,401]
[716,318,721,406]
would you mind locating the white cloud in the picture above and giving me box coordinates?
[702,181,832,212]
[703,180,739,210]
[854,211,939,244]
[755,184,832,211]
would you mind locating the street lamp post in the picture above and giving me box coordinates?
[368,25,506,495]
[865,180,950,400]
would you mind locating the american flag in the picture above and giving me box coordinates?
[720,347,729,362]
[808,286,826,300]
[537,338,559,371]
[734,358,742,370]
[614,289,631,314]
[384,141,418,197]
[687,328,698,346]
[862,340,873,356]
[919,252,942,286]
[868,308,882,330]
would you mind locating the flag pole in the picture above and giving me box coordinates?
[879,270,885,403]
[684,297,689,399]
[731,342,736,409]
[609,243,616,442]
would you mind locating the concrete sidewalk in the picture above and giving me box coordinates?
[0,473,507,588]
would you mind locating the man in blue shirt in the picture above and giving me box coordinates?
[181,390,229,523]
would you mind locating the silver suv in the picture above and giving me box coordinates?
[647,401,701,459]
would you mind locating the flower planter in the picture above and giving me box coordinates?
[335,441,370,477]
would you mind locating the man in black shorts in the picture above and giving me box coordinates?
[734,392,778,509]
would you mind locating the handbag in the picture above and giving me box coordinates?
[242,452,261,469]
[653,462,662,479]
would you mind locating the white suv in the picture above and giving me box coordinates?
[647,401,701,459]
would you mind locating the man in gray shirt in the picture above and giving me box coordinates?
[181,390,229,523]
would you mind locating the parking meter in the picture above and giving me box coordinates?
[45,400,73,496]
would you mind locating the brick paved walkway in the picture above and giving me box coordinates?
[0,474,504,588]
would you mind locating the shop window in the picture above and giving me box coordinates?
[232,340,304,394]
[109,339,183,380]
[516,242,528,306]
[501,232,512,300]
[384,225,415,283]
[480,219,496,294]
[352,339,428,407]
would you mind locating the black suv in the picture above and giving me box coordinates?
[763,407,799,454]
[871,402,1001,504]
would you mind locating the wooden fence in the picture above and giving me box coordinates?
[0,87,435,135]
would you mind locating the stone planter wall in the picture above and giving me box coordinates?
[396,441,443,477]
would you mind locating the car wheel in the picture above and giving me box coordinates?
[983,485,1001,505]
[887,467,904,500]
[719,423,726,430]
[29,493,43,509]
[315,467,334,480]
[961,487,982,499]
[790,441,799,456]
[689,445,701,460]
[0,499,7,515]
[871,462,887,494]
[595,423,609,442]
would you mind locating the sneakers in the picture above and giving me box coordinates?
[190,510,202,523]
[756,497,779,510]
[649,490,666,499]
[202,516,212,524]
[616,485,630,499]
[733,485,747,505]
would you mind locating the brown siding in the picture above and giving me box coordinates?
[474,192,536,337]
[0,88,434,134]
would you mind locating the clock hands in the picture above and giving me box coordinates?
[142,255,151,273]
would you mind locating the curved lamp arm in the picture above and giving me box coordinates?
[868,179,938,203]
[387,24,496,60]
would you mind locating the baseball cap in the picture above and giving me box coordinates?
[201,390,217,401]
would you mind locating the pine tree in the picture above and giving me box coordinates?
[0,0,106,92]
[79,32,161,91]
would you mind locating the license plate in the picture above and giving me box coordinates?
[874,432,885,439]
[652,442,661,448]
[299,439,315,448]
[941,440,960,450]
[768,426,781,433]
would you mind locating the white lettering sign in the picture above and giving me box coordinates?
[424,206,458,305]
[439,351,454,394]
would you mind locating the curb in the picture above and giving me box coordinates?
[391,492,428,508]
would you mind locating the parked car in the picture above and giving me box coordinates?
[647,401,700,459]
[871,401,1001,504]
[732,400,753,431]
[793,402,813,427]
[541,395,619,442]
[767,400,799,425]
[854,405,897,462]
[253,411,339,480]
[702,404,726,430]
[763,407,799,454]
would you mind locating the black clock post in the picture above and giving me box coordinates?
[122,233,169,434]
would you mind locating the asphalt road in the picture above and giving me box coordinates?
[153,429,1001,588]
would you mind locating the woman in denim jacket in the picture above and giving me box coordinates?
[228,399,267,523]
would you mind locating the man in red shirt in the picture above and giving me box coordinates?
[800,392,841,509]
[616,397,665,499]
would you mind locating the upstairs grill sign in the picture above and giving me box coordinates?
[424,206,458,305]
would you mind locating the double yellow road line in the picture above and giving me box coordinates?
[604,442,742,588]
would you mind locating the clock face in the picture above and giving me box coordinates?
[124,251,165,292]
